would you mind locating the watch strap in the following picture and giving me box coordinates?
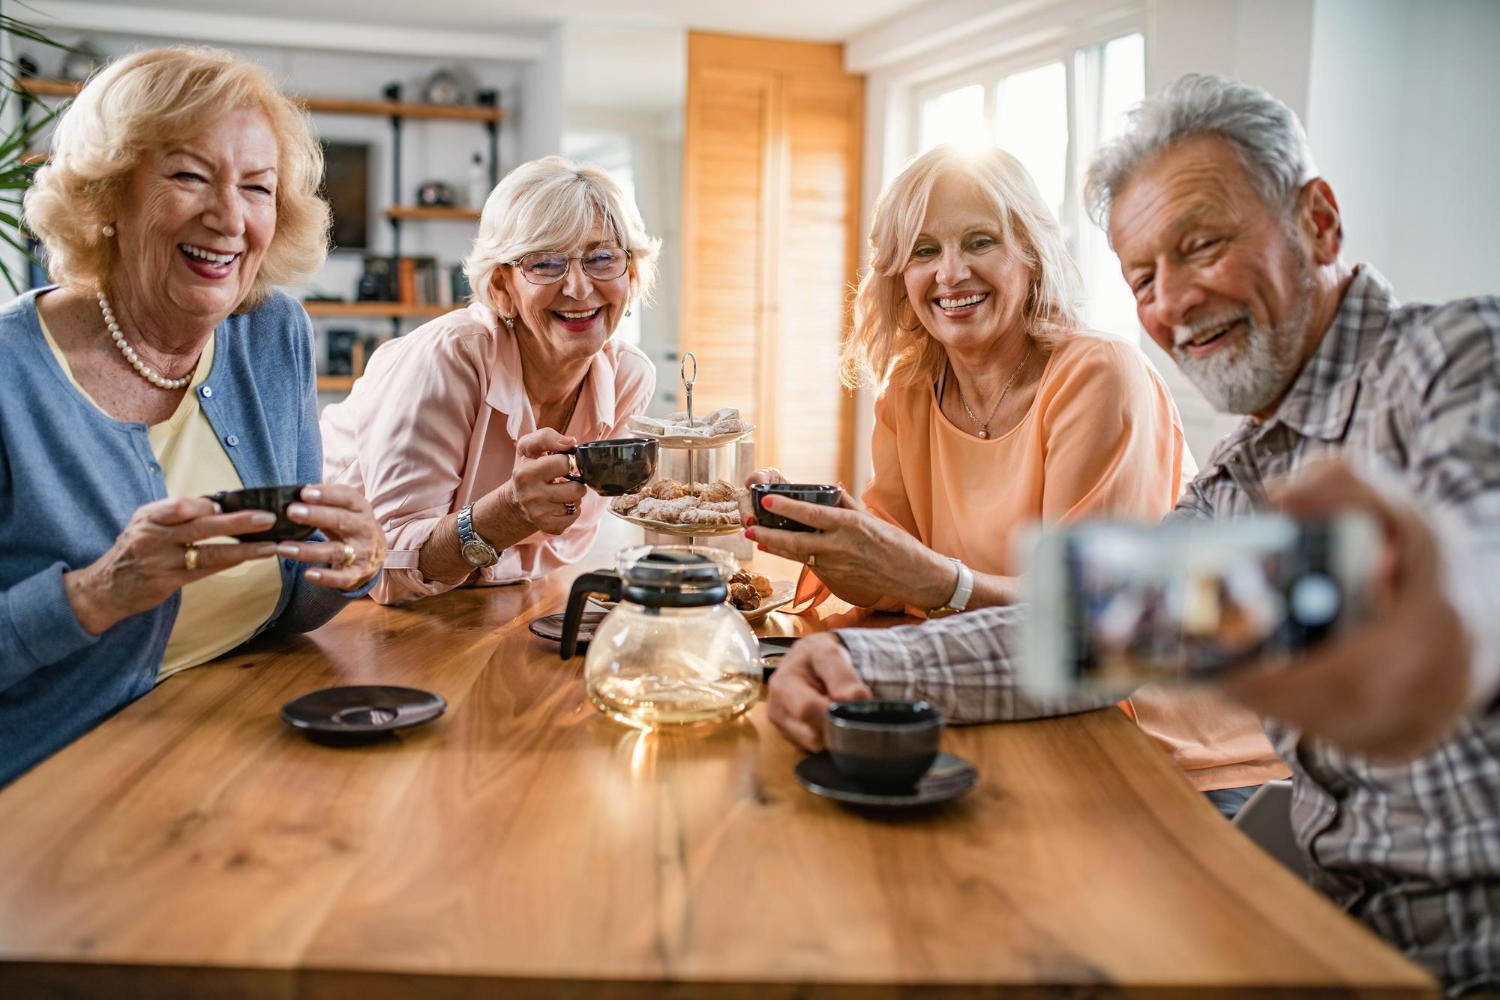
[457,502,498,567]
[930,558,974,617]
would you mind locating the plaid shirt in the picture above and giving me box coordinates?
[838,267,1500,995]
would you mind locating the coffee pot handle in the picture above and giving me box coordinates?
[559,447,582,483]
[561,571,622,659]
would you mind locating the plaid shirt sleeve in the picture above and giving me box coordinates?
[835,605,1123,722]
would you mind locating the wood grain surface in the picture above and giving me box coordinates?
[0,559,1435,999]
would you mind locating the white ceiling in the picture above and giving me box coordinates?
[116,0,928,42]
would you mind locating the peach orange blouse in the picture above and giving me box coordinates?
[813,333,1286,791]
[319,303,655,605]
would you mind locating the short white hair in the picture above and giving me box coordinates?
[462,155,661,313]
[1085,73,1319,236]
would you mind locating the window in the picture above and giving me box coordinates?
[914,31,1145,339]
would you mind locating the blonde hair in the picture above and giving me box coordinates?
[463,155,661,313]
[843,144,1082,391]
[24,46,329,311]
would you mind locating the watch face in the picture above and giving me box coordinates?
[461,539,495,566]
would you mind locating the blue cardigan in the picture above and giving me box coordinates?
[0,288,374,786]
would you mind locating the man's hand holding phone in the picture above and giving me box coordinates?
[1224,461,1472,759]
[1025,460,1473,760]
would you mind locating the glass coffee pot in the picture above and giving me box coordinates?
[560,546,762,729]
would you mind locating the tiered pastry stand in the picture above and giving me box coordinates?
[607,353,753,550]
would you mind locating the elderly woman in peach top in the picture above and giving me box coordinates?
[745,145,1286,814]
[320,157,659,604]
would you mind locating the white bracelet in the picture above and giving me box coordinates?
[931,558,974,616]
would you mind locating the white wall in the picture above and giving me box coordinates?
[1306,0,1500,306]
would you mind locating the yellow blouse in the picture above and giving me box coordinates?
[39,313,282,682]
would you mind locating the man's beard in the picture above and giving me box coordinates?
[1171,242,1314,416]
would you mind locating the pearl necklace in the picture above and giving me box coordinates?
[98,291,194,390]
[955,342,1032,439]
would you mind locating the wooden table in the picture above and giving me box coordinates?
[0,560,1435,999]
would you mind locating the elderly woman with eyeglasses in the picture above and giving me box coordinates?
[320,156,660,604]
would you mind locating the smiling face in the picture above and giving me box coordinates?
[901,177,1033,357]
[1109,135,1316,417]
[112,106,278,328]
[492,218,634,364]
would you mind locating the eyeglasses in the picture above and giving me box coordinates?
[505,247,631,285]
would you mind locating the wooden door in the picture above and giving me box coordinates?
[682,33,863,485]
[680,63,775,435]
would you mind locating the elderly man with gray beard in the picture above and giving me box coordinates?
[766,74,1500,996]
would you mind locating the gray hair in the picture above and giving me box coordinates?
[463,155,661,313]
[1084,73,1318,234]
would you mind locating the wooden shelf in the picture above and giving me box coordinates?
[386,206,482,221]
[303,97,503,122]
[317,375,358,392]
[14,78,77,98]
[302,301,451,319]
[14,79,503,122]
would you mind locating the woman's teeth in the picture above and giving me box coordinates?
[937,293,987,310]
[179,244,238,265]
[556,307,601,320]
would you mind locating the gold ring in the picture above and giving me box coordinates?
[564,502,577,516]
[806,553,817,569]
[338,542,357,568]
[183,544,200,571]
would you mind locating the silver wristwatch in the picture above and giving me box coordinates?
[457,502,498,567]
[929,558,974,618]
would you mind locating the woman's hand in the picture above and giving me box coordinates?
[737,467,789,523]
[277,484,386,591]
[63,497,281,636]
[746,492,958,611]
[501,427,587,536]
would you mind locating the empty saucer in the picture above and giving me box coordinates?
[794,750,978,808]
[528,611,606,645]
[281,685,446,744]
[758,635,799,673]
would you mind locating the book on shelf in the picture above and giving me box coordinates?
[359,255,447,307]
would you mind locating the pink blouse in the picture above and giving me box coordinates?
[320,303,655,604]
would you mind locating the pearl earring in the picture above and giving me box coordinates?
[102,223,116,237]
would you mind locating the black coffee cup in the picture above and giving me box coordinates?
[208,485,317,542]
[563,437,658,497]
[751,483,840,532]
[824,700,943,791]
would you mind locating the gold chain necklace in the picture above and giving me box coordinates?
[954,341,1032,439]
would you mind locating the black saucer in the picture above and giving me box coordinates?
[757,635,799,673]
[281,685,446,745]
[794,751,977,807]
[528,611,606,645]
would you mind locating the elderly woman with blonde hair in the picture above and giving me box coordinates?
[320,156,660,604]
[0,47,386,787]
[746,144,1287,813]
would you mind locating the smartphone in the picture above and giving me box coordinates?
[1021,514,1380,700]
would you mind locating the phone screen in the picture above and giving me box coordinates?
[1022,515,1378,699]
